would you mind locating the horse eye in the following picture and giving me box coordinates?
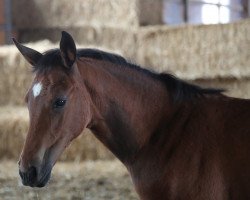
[53,98,66,109]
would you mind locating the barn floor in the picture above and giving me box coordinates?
[0,160,138,200]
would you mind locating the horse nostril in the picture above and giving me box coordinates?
[28,166,37,179]
[19,165,38,186]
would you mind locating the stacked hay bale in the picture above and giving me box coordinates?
[138,21,250,79]
[137,20,250,98]
[11,0,163,60]
[0,0,249,161]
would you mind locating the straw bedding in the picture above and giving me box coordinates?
[0,160,138,199]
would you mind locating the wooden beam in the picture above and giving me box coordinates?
[183,0,188,22]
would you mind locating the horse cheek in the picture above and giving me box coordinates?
[71,98,90,138]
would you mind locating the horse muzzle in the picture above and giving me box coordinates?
[18,134,68,187]
[18,161,52,188]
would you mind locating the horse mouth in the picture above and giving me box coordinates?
[19,135,66,188]
[36,169,52,188]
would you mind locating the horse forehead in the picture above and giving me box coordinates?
[31,73,71,96]
[31,69,73,98]
[32,82,43,98]
[31,75,48,98]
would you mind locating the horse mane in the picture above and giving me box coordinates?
[77,49,224,101]
[34,48,224,102]
[34,49,64,73]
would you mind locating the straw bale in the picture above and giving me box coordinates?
[0,41,56,106]
[12,0,166,29]
[193,78,250,99]
[0,106,28,159]
[61,130,114,161]
[0,106,113,161]
[12,0,139,29]
[0,46,32,105]
[137,19,250,80]
[18,26,137,60]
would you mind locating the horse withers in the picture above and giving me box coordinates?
[13,32,250,199]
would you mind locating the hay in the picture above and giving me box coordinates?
[0,160,138,199]
[0,46,32,105]
[17,19,250,81]
[61,130,114,161]
[193,78,250,99]
[12,0,139,29]
[0,40,57,106]
[18,26,137,60]
[137,19,250,80]
[0,106,28,159]
[0,106,113,161]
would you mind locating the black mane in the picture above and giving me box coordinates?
[77,49,224,101]
[34,48,224,101]
[34,49,63,73]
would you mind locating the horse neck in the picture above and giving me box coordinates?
[78,58,172,163]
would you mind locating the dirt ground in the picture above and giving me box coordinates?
[0,160,139,200]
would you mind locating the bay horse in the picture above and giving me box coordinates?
[14,31,250,200]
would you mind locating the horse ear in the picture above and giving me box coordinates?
[60,31,76,69]
[12,38,42,66]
